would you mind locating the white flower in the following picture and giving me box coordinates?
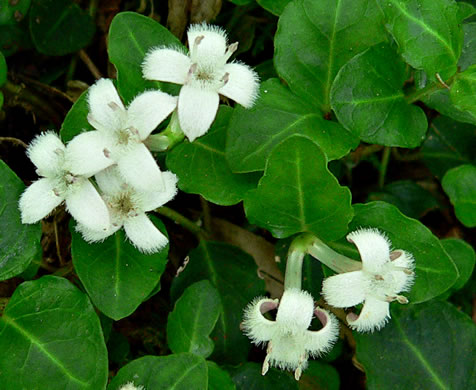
[142,23,259,141]
[76,166,177,253]
[119,382,145,390]
[322,228,415,333]
[67,78,177,191]
[19,131,110,231]
[242,289,339,380]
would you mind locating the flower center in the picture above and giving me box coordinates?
[109,191,137,217]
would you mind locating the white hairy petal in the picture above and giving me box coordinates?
[119,382,145,390]
[26,131,65,176]
[95,166,125,195]
[188,24,227,66]
[391,250,416,293]
[19,178,63,223]
[75,221,120,243]
[140,171,178,211]
[276,289,314,331]
[117,143,164,191]
[346,296,390,332]
[219,62,259,108]
[88,78,126,132]
[347,228,391,274]
[268,333,307,371]
[65,179,110,231]
[142,47,191,84]
[242,297,278,345]
[304,308,339,357]
[66,131,113,177]
[126,91,177,140]
[178,85,219,141]
[123,213,168,253]
[322,271,367,308]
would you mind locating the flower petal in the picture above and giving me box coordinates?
[66,131,114,177]
[75,222,120,243]
[187,24,227,67]
[88,78,126,132]
[65,179,110,231]
[123,213,168,253]
[95,166,125,195]
[268,333,307,372]
[117,143,164,191]
[26,131,65,177]
[390,250,416,293]
[276,289,314,331]
[178,85,219,141]
[219,62,259,108]
[140,171,178,211]
[126,91,177,140]
[242,297,278,345]
[19,178,63,223]
[347,228,391,273]
[304,308,339,357]
[346,296,390,332]
[142,47,191,84]
[322,271,368,308]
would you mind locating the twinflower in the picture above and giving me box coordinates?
[67,78,177,191]
[142,23,259,141]
[119,382,145,390]
[76,166,177,253]
[322,228,415,332]
[19,131,109,231]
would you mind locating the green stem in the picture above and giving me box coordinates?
[155,206,207,238]
[307,237,361,274]
[146,111,185,152]
[404,74,455,104]
[379,146,391,189]
[284,234,315,290]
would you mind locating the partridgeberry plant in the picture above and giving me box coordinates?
[0,1,475,389]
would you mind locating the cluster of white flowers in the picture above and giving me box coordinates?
[19,23,259,253]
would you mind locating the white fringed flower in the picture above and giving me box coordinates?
[67,78,177,191]
[119,382,145,390]
[76,166,177,253]
[242,289,339,381]
[322,228,415,333]
[142,23,259,141]
[19,131,110,231]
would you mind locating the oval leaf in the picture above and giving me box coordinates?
[0,276,108,389]
[207,361,237,390]
[60,89,93,143]
[441,238,475,291]
[450,65,476,117]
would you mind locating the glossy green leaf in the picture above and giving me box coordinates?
[171,241,265,364]
[351,202,458,303]
[71,217,168,320]
[60,89,93,143]
[379,0,463,80]
[298,361,340,390]
[108,12,182,104]
[226,79,358,173]
[167,106,260,205]
[107,354,207,390]
[355,301,476,390]
[331,43,427,147]
[245,135,353,240]
[0,160,42,280]
[0,51,6,86]
[459,22,476,71]
[167,280,221,358]
[0,276,108,389]
[230,362,298,390]
[29,0,95,56]
[441,238,475,291]
[442,164,476,227]
[274,0,386,112]
[450,65,476,117]
[458,1,476,20]
[207,361,236,390]
[368,180,438,219]
[421,115,476,178]
[257,0,291,15]
[0,0,30,26]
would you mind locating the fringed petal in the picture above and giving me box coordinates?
[304,308,339,357]
[322,271,367,308]
[242,297,278,345]
[123,213,168,253]
[140,171,178,211]
[75,221,120,243]
[390,250,416,293]
[219,62,259,108]
[26,131,65,177]
[276,289,314,331]
[346,296,390,332]
[95,166,125,195]
[19,178,63,223]
[187,24,227,67]
[142,47,191,84]
[347,228,391,273]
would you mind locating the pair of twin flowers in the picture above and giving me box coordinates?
[17,24,415,380]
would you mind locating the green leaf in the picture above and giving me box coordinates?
[459,23,476,71]
[245,135,353,240]
[421,115,476,178]
[71,217,169,320]
[368,180,438,219]
[0,276,108,389]
[441,238,475,291]
[230,362,298,390]
[379,0,463,80]
[0,51,6,86]
[450,65,476,116]
[458,1,476,20]
[355,301,476,390]
[226,79,359,173]
[29,0,95,56]
[0,0,30,26]
[167,106,260,205]
[298,361,340,390]
[0,160,42,280]
[274,0,386,112]
[108,12,182,104]
[171,241,265,364]
[207,361,236,390]
[331,43,427,147]
[256,0,291,16]
[0,23,32,56]
[107,354,208,390]
[60,89,93,143]
[442,164,476,227]
[351,202,459,303]
[167,280,221,358]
